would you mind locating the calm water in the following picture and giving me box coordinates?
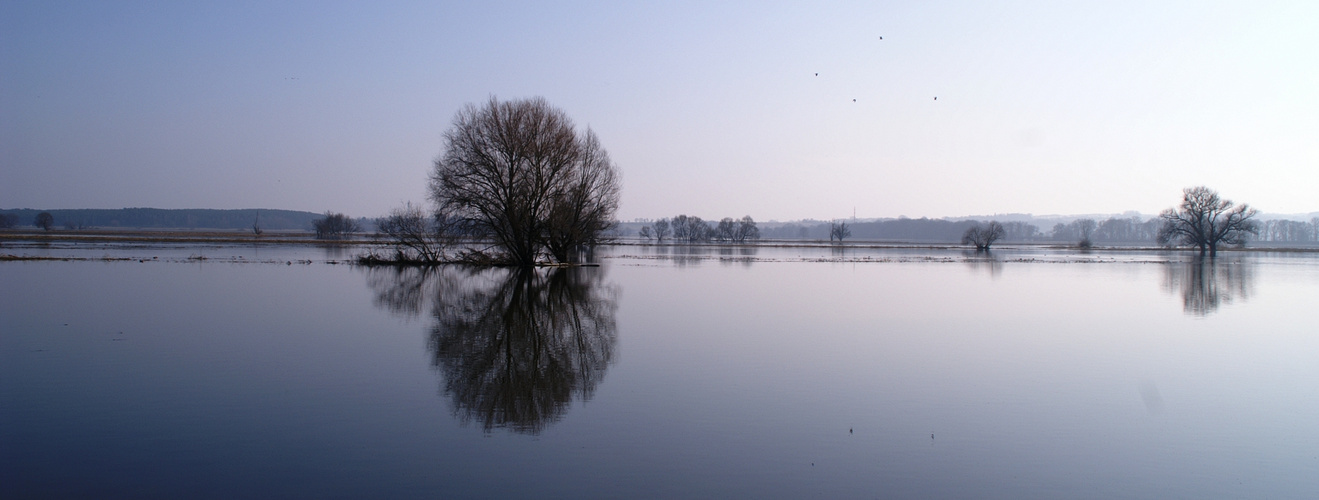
[3,244,1318,498]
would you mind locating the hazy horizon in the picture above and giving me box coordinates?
[4,1,1316,220]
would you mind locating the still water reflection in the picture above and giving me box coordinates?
[367,266,618,434]
[3,246,1318,498]
[1161,256,1254,316]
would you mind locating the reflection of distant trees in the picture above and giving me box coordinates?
[642,244,758,267]
[367,266,619,434]
[1161,257,1254,316]
[961,250,1002,277]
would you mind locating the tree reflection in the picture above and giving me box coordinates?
[366,265,619,434]
[364,266,446,319]
[1161,256,1254,316]
[962,250,1002,277]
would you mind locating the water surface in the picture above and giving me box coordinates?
[3,245,1317,498]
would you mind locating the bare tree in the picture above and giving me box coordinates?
[251,212,263,236]
[669,215,711,243]
[652,218,671,242]
[313,211,360,239]
[962,221,1005,251]
[829,221,850,242]
[670,215,692,242]
[543,130,622,263]
[686,217,712,243]
[1075,218,1097,248]
[638,226,653,240]
[35,212,53,231]
[374,202,456,264]
[1157,186,1258,256]
[430,97,622,267]
[733,216,759,243]
[0,213,17,229]
[714,218,736,242]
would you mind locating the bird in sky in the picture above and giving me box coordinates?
[879,36,883,40]
[853,99,857,102]
[934,96,938,100]
[815,72,819,76]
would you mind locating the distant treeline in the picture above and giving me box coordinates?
[0,208,328,231]
[620,215,1319,244]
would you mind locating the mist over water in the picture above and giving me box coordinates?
[3,244,1317,498]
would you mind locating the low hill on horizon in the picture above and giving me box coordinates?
[0,208,326,231]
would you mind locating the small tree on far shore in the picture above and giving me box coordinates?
[375,203,456,263]
[829,221,850,242]
[252,212,263,236]
[733,216,759,243]
[1076,218,1096,248]
[313,211,360,240]
[652,219,670,242]
[35,212,54,231]
[962,221,1005,251]
[1157,186,1258,256]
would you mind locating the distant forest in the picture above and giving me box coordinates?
[5,208,1316,245]
[618,214,1319,244]
[0,208,325,231]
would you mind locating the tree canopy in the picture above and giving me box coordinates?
[430,97,621,267]
[1157,186,1258,256]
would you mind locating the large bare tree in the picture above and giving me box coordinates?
[1157,186,1258,256]
[430,97,621,267]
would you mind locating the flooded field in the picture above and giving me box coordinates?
[3,242,1318,498]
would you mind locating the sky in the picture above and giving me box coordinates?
[3,1,1316,221]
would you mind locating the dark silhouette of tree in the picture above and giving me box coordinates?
[430,97,622,267]
[34,212,53,231]
[1157,186,1258,256]
[542,130,622,263]
[373,202,459,263]
[652,218,671,242]
[0,213,19,229]
[313,211,360,239]
[829,221,850,242]
[961,221,1005,251]
[637,226,653,240]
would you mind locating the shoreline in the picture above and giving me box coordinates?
[3,228,1317,254]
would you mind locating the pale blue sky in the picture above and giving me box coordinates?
[3,1,1316,220]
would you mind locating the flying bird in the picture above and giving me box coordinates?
[853,99,857,102]
[815,72,819,76]
[934,96,938,100]
[879,36,883,40]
